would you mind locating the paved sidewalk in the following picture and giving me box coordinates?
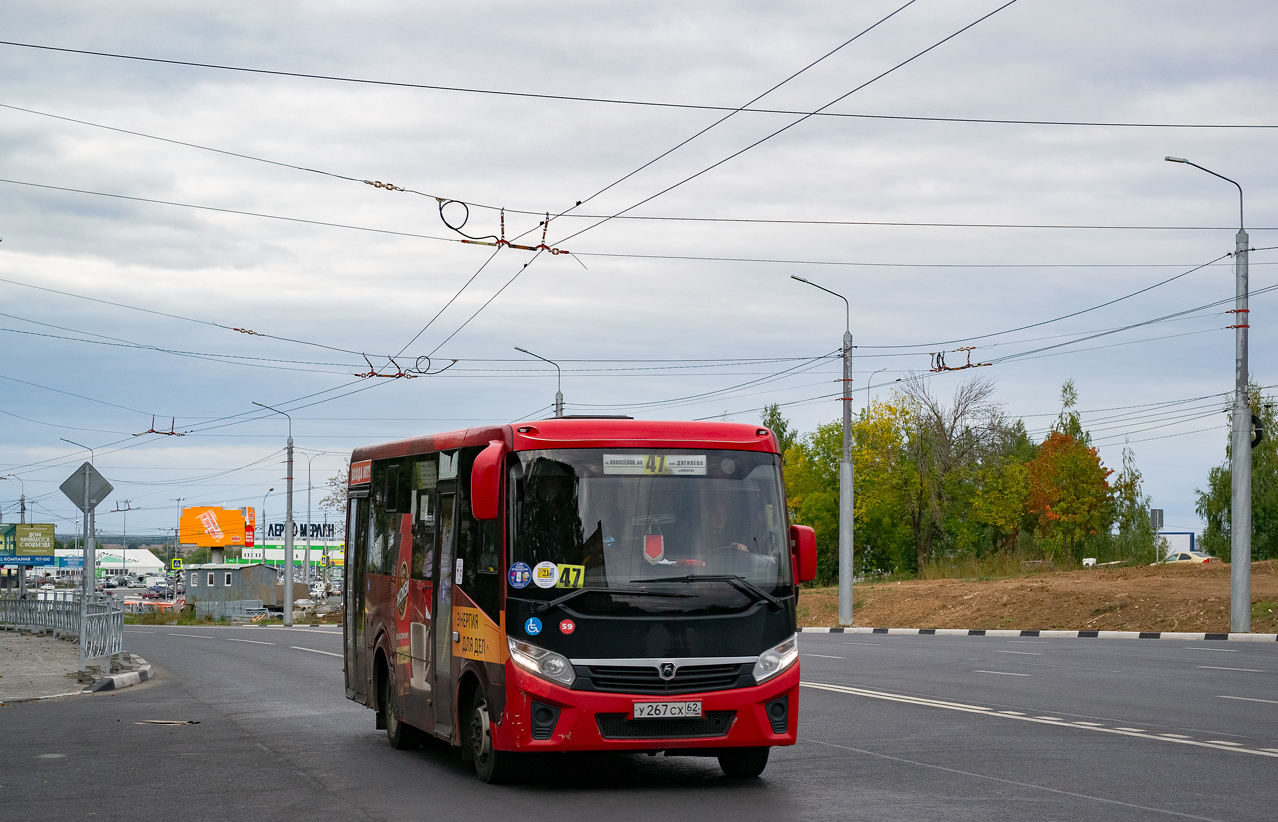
[0,631,84,702]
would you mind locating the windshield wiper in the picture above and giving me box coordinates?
[643,574,783,611]
[530,585,695,615]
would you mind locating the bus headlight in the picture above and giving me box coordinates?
[508,637,576,688]
[752,634,798,684]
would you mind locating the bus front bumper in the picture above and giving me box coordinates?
[496,661,800,752]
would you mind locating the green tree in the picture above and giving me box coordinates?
[1111,442,1156,562]
[761,404,797,460]
[899,376,1002,569]
[1196,384,1278,561]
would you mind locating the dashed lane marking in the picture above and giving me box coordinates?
[1198,665,1265,673]
[226,638,274,645]
[801,681,1278,759]
[290,646,342,657]
[995,650,1043,655]
[803,654,845,659]
[975,670,1031,677]
[1218,695,1278,705]
[166,633,214,639]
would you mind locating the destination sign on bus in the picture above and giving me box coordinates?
[602,454,706,475]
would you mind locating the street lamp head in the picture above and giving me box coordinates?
[1165,156,1188,164]
[790,275,810,284]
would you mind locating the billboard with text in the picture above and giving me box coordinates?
[179,506,247,548]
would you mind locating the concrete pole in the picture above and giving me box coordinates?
[305,455,312,587]
[285,434,295,626]
[1231,227,1251,632]
[839,330,855,626]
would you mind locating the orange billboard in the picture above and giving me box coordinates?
[180,506,247,548]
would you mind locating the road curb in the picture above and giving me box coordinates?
[799,627,1278,641]
[89,658,153,692]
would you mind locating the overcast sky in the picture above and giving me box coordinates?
[1,0,1274,542]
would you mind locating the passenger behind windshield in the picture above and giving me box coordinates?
[509,449,790,596]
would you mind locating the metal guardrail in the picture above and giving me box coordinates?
[0,590,124,667]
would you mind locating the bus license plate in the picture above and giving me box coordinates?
[633,701,702,719]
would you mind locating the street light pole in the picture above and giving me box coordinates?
[299,451,315,587]
[791,275,854,625]
[867,368,888,412]
[254,400,295,626]
[1166,156,1250,632]
[2,476,27,597]
[515,346,564,417]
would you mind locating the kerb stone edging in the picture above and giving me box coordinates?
[89,658,153,692]
[800,627,1278,641]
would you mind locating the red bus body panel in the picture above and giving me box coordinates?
[494,662,800,753]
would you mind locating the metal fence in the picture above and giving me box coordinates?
[195,599,268,619]
[0,590,124,667]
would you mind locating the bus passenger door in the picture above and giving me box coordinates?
[432,489,457,738]
[345,495,370,702]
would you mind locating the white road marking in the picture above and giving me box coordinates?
[167,633,214,639]
[1115,727,1147,732]
[290,646,342,657]
[803,654,845,659]
[1160,733,1192,739]
[1198,665,1264,673]
[805,737,1233,822]
[801,681,1278,759]
[1218,695,1278,705]
[227,638,274,645]
[975,670,1031,677]
[995,650,1043,656]
[1184,647,1238,652]
[1034,716,1064,721]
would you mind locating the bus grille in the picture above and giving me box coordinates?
[596,711,736,740]
[579,663,749,695]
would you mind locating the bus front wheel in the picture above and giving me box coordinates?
[468,690,519,784]
[718,747,769,778]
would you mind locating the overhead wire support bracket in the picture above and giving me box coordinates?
[134,415,185,437]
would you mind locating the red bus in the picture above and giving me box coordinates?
[343,418,817,782]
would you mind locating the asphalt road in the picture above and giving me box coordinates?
[1,628,1274,821]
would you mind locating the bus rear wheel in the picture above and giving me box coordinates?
[468,690,518,784]
[718,746,769,778]
[379,658,422,750]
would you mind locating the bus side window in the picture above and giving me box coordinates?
[456,446,500,619]
[369,460,394,574]
[412,455,438,580]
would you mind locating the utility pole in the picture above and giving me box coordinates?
[112,501,136,580]
[1166,157,1251,632]
[791,276,855,625]
[254,402,295,626]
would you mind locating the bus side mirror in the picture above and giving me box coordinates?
[790,524,817,583]
[470,440,505,520]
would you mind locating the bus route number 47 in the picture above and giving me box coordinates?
[633,701,702,719]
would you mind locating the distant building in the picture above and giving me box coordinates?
[186,563,307,610]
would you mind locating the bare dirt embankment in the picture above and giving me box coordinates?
[797,561,1278,633]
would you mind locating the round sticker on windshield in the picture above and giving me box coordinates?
[508,561,532,589]
[524,617,543,636]
[532,561,559,589]
[559,619,575,635]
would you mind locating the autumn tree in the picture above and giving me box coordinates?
[319,458,350,540]
[1027,432,1113,560]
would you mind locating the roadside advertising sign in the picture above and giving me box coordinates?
[179,506,247,547]
[0,524,56,565]
[244,507,255,548]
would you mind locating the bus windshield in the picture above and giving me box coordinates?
[509,449,791,599]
